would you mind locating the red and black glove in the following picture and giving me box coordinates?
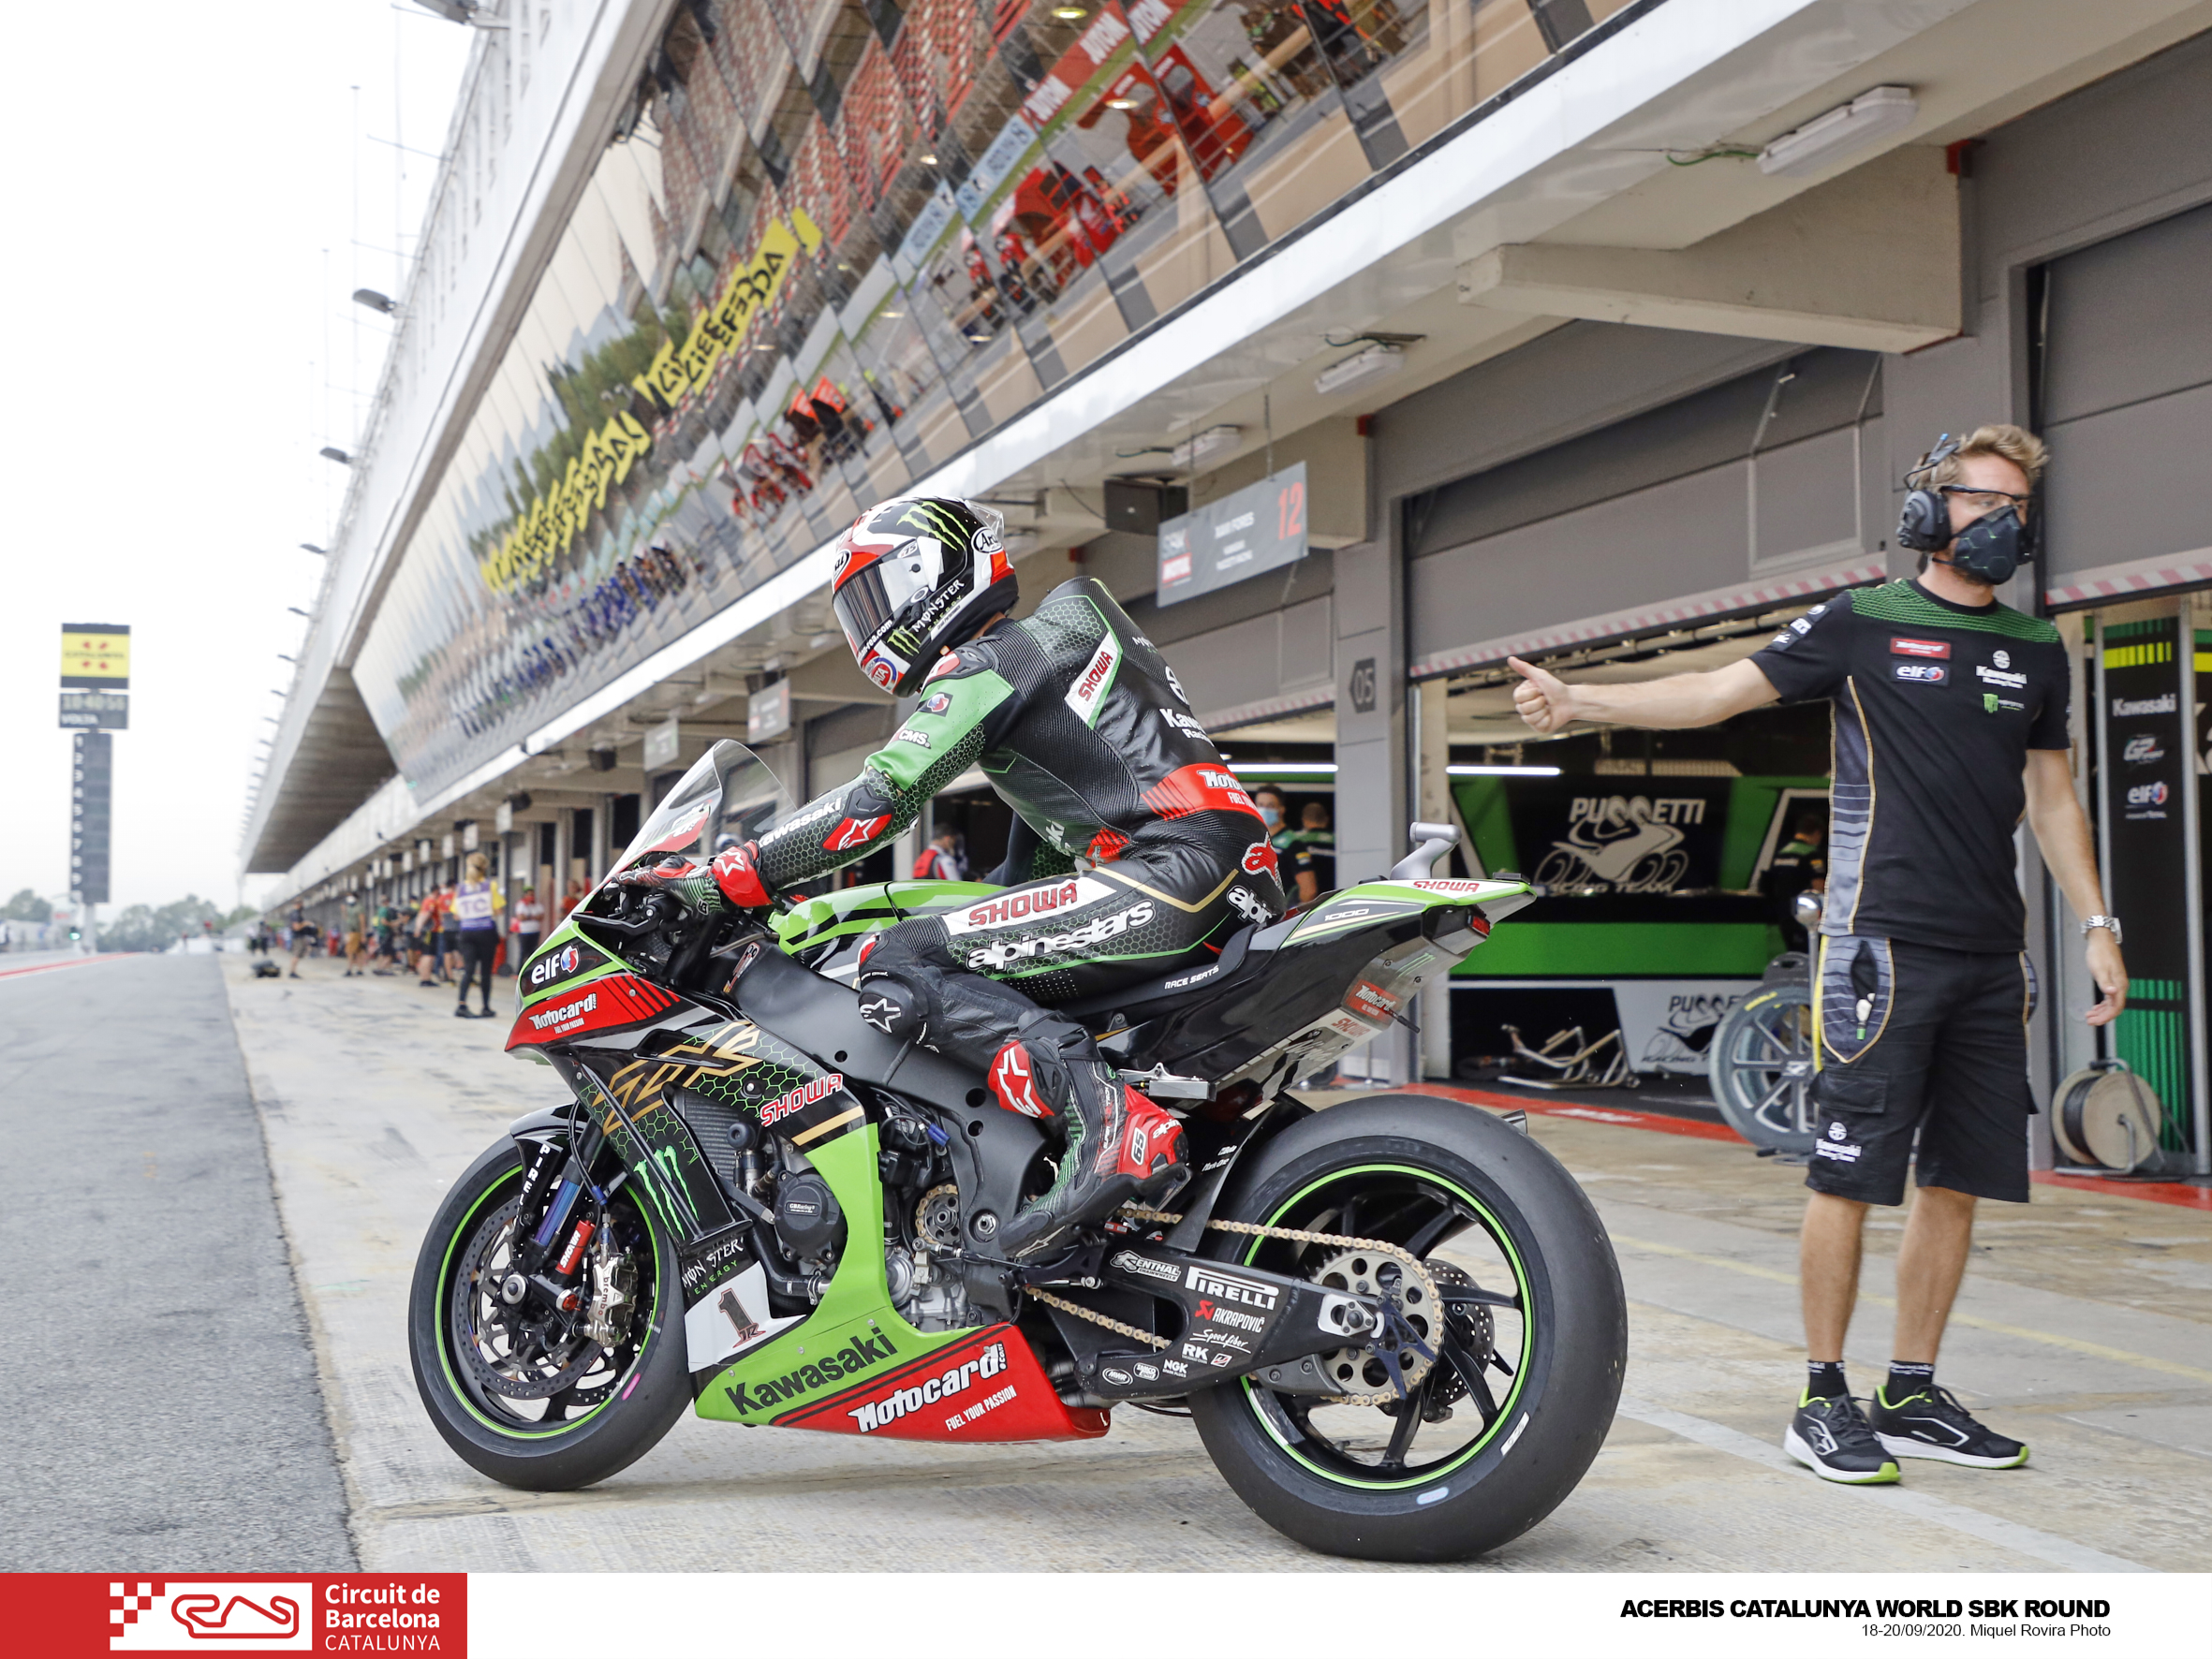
[711,842,774,910]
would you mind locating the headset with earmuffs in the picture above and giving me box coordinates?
[1896,432,2042,570]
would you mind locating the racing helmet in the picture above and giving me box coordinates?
[829,496,1015,696]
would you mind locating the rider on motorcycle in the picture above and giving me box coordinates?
[680,496,1286,1259]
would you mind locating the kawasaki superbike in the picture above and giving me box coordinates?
[408,742,1626,1561]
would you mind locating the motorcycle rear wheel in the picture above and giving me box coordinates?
[1188,1094,1625,1562]
[408,1138,689,1490]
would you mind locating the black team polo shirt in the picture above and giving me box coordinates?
[1749,580,2070,955]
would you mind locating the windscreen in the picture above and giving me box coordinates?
[613,741,794,875]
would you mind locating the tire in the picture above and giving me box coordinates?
[408,1138,690,1490]
[1711,982,1819,1153]
[1187,1094,1625,1562]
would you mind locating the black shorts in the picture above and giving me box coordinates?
[1805,935,2035,1207]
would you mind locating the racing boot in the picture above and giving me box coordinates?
[987,1024,1188,1260]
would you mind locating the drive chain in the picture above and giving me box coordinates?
[1025,1209,1438,1405]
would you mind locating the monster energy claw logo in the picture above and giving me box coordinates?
[892,501,969,543]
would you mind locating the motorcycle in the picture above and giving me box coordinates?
[408,742,1626,1561]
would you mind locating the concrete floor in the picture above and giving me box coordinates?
[215,952,2210,1573]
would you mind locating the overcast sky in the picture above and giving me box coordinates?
[0,4,470,915]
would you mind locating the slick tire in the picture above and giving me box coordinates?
[1187,1094,1626,1562]
[408,1138,689,1490]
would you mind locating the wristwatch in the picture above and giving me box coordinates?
[2081,914,2123,945]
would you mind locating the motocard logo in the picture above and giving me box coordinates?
[1241,841,1277,878]
[1889,638,1951,659]
[1064,631,1123,725]
[1346,980,1401,1021]
[1894,663,1946,683]
[1187,1266,1280,1313]
[759,1073,844,1126]
[848,1340,1009,1433]
[529,991,598,1033]
[2114,693,2178,717]
[1112,1250,1181,1283]
[2128,782,2170,809]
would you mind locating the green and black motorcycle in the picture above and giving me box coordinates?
[407,741,1625,1561]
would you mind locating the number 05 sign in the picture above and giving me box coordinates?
[1154,462,1307,607]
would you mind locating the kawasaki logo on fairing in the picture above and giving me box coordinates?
[722,1329,899,1414]
[848,1341,1008,1432]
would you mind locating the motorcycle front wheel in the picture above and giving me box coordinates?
[407,1138,689,1490]
[1188,1094,1626,1562]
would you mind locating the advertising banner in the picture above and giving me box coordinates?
[1155,462,1306,605]
[60,623,128,689]
[2100,616,2193,1149]
[1508,777,1736,897]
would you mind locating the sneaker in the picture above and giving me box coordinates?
[1784,1393,1901,1484]
[1870,1383,2028,1468]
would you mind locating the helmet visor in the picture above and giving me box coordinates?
[832,537,943,654]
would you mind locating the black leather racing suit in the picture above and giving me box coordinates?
[751,577,1288,1250]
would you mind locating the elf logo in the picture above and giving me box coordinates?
[2128,782,2170,808]
[1064,632,1123,726]
[1893,663,1946,683]
[722,1329,899,1414]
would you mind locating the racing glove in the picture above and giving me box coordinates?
[711,842,774,910]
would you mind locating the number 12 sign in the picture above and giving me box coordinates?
[1155,462,1308,607]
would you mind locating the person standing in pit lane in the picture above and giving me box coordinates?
[1510,424,2126,1486]
[451,854,505,1019]
[509,886,543,977]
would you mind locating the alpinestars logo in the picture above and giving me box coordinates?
[1225,887,1273,924]
[1241,841,1277,878]
[759,1074,843,1126]
[990,1043,1049,1118]
[529,991,597,1032]
[824,814,890,851]
[858,994,902,1033]
[723,1329,899,1414]
[848,1341,1009,1432]
[969,902,1155,970]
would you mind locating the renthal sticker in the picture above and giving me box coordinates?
[1112,1250,1181,1284]
[1187,1265,1280,1313]
[1894,663,1946,683]
[972,902,1155,970]
[944,877,1113,934]
[759,1072,845,1126]
[1241,841,1278,878]
[848,1341,1009,1432]
[529,991,598,1034]
[1064,629,1124,727]
[1193,1299,1266,1333]
[894,728,930,748]
[722,1329,900,1414]
[823,814,890,851]
[1890,637,1951,659]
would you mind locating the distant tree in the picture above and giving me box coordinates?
[4,888,52,923]
[101,894,229,953]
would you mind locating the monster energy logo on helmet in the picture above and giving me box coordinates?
[890,499,974,545]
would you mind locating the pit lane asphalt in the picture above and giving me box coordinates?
[218,952,2210,1575]
[0,953,355,1570]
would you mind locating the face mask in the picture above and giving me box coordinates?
[1260,806,1281,829]
[1944,505,2028,586]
